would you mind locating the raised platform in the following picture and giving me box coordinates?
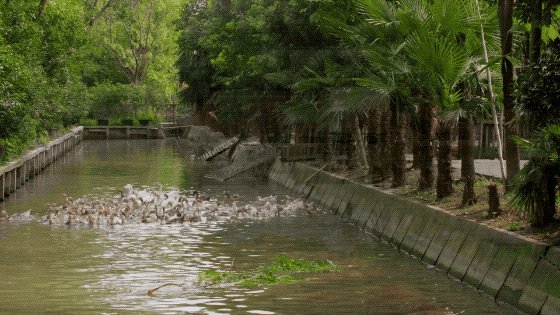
[83,125,190,139]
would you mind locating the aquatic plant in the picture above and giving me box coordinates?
[199,254,338,287]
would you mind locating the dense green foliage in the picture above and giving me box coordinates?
[0,0,180,163]
[512,44,560,225]
[0,1,86,160]
[177,0,346,136]
[176,0,559,226]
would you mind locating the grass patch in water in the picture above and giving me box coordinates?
[199,254,338,287]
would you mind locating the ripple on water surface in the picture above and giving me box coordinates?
[0,140,521,314]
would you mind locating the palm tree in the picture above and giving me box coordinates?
[353,0,482,197]
[400,0,496,199]
[511,125,560,226]
[311,2,411,186]
[449,78,490,205]
[404,29,474,199]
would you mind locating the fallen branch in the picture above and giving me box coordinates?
[303,164,328,183]
[146,283,182,297]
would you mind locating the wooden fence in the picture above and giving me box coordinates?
[0,127,83,201]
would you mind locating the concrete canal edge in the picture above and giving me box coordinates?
[268,159,560,315]
[0,127,84,201]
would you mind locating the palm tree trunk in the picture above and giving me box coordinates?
[529,0,542,65]
[354,114,369,173]
[368,109,383,181]
[411,114,421,169]
[390,101,406,187]
[346,117,357,169]
[436,121,454,200]
[417,102,435,190]
[325,128,334,171]
[459,117,476,205]
[533,165,558,227]
[499,0,520,188]
[379,110,391,180]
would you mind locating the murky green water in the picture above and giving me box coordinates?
[0,140,519,314]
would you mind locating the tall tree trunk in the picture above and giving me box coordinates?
[411,114,421,169]
[533,165,557,227]
[436,121,454,200]
[379,110,392,180]
[417,102,435,190]
[499,0,520,188]
[390,101,406,187]
[346,117,357,169]
[325,128,335,172]
[496,0,519,190]
[459,117,476,205]
[354,114,369,173]
[368,109,383,181]
[529,0,543,65]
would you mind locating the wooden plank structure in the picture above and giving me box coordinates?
[277,143,322,162]
[205,148,278,181]
[83,125,190,139]
[0,127,84,201]
[198,136,240,161]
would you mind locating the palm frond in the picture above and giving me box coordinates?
[264,71,301,89]
[327,86,391,114]
[279,98,321,126]
[355,0,398,27]
[405,29,467,98]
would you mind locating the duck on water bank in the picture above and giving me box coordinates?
[40,184,321,227]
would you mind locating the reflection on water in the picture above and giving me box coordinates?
[1,139,273,216]
[0,140,519,314]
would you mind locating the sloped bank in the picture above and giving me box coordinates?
[268,159,560,315]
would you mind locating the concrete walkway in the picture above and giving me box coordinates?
[405,154,528,179]
[458,159,528,178]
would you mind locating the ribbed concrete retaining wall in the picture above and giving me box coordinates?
[0,127,83,201]
[268,159,559,314]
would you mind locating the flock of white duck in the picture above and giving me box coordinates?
[4,184,321,227]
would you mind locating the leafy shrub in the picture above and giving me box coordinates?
[79,119,97,126]
[515,45,560,127]
[87,83,145,119]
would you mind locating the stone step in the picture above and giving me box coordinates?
[205,149,277,181]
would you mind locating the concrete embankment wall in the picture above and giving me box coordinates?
[0,127,83,201]
[268,159,560,315]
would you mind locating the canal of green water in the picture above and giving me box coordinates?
[0,140,519,314]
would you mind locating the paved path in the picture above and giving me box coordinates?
[405,154,528,179]
[461,159,528,178]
